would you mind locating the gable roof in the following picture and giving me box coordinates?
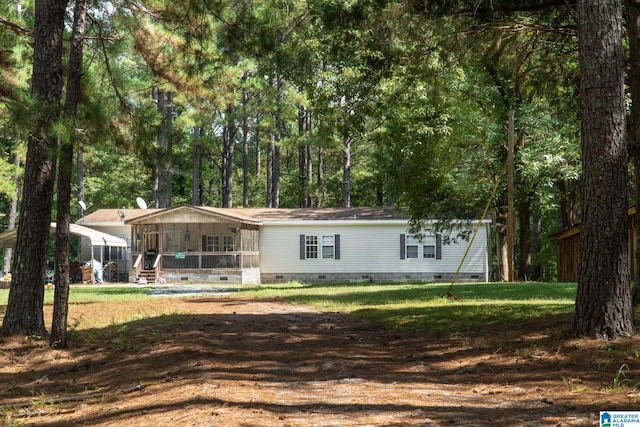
[80,205,410,226]
[123,205,263,225]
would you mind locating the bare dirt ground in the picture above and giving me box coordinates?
[1,294,640,426]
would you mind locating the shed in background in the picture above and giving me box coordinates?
[551,207,637,282]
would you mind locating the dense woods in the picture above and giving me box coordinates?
[0,0,636,338]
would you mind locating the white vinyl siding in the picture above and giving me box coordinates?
[260,222,488,277]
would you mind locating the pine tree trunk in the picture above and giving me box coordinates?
[518,200,531,280]
[77,147,85,217]
[242,89,249,208]
[192,127,201,206]
[266,136,274,208]
[255,114,261,177]
[50,0,87,347]
[531,212,542,281]
[51,142,73,346]
[306,144,313,207]
[2,0,68,336]
[316,146,324,207]
[2,153,19,275]
[154,88,165,208]
[342,136,351,208]
[222,106,235,208]
[557,179,576,229]
[271,74,283,209]
[298,106,308,207]
[165,92,173,207]
[572,0,634,339]
[496,222,509,282]
[272,145,280,208]
[625,0,640,306]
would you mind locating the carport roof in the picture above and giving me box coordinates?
[0,223,127,248]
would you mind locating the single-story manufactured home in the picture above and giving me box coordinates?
[73,205,490,285]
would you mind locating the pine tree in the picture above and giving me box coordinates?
[572,0,634,338]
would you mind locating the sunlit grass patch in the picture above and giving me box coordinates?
[238,281,577,334]
[1,281,577,335]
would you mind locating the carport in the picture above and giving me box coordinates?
[0,223,128,282]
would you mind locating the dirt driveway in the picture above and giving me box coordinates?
[1,295,638,426]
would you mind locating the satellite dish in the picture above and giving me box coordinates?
[136,197,148,209]
[117,210,125,220]
[78,200,87,210]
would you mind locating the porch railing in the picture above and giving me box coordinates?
[132,252,259,271]
[162,253,241,269]
[133,254,143,281]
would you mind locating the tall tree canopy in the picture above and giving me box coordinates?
[0,0,637,341]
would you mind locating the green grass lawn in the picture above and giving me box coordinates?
[0,285,152,306]
[0,282,577,335]
[237,281,577,334]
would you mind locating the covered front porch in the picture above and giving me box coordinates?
[126,206,261,284]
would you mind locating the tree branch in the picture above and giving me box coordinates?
[0,14,31,36]
[465,0,577,17]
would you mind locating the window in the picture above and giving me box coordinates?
[405,235,419,258]
[223,235,234,252]
[164,230,184,252]
[423,235,436,258]
[305,235,318,259]
[401,233,442,260]
[203,235,219,252]
[322,235,335,259]
[300,234,341,260]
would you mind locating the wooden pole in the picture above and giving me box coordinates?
[507,110,516,282]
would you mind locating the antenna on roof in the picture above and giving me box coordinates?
[136,197,148,209]
[78,200,87,220]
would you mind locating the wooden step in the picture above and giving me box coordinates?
[138,269,156,284]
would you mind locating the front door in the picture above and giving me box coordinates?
[141,225,160,270]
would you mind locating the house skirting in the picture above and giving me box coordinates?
[158,268,260,285]
[136,270,485,285]
[260,272,486,284]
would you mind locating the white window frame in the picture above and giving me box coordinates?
[322,235,335,259]
[223,235,234,252]
[423,234,436,259]
[405,235,419,259]
[204,235,219,252]
[305,235,318,259]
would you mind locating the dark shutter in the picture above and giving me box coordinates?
[436,234,442,259]
[335,234,341,260]
[300,234,306,260]
[400,234,406,259]
[201,235,207,252]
